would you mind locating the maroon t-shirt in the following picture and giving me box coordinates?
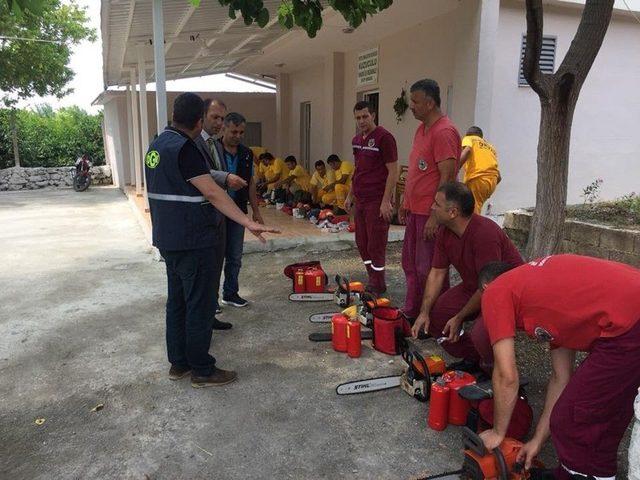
[352,126,398,202]
[432,215,524,293]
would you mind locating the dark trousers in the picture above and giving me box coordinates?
[161,246,223,376]
[550,319,640,478]
[222,218,245,298]
[354,199,390,291]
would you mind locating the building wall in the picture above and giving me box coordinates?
[489,0,640,212]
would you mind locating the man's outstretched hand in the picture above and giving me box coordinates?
[247,222,280,243]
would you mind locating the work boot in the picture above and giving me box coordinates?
[168,365,191,381]
[212,317,233,330]
[191,368,238,388]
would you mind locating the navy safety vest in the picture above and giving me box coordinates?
[144,128,222,251]
[215,139,253,214]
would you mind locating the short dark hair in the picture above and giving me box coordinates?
[437,182,475,217]
[172,93,204,129]
[353,101,373,113]
[410,78,441,108]
[314,160,325,168]
[284,155,297,165]
[479,261,515,286]
[259,152,274,161]
[467,126,483,138]
[224,112,246,126]
[327,154,340,164]
[203,98,227,113]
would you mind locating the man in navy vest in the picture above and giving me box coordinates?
[214,112,263,309]
[144,93,277,388]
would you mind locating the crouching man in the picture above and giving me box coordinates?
[478,254,640,480]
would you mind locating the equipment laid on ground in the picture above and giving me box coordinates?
[346,317,361,358]
[427,370,477,431]
[336,347,446,402]
[309,330,372,342]
[308,295,390,324]
[414,427,535,480]
[371,306,412,355]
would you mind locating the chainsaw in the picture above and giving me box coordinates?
[289,274,364,305]
[336,347,446,402]
[309,292,388,324]
[414,427,535,480]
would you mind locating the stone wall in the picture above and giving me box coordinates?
[504,209,640,267]
[0,166,112,191]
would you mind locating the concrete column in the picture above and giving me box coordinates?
[152,0,168,132]
[125,85,136,185]
[137,45,150,209]
[473,0,499,133]
[322,52,345,158]
[275,73,290,157]
[129,69,142,196]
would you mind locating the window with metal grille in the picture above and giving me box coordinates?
[518,35,556,86]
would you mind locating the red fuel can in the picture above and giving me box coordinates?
[331,314,349,352]
[443,370,477,426]
[293,268,306,293]
[428,378,450,431]
[304,266,326,293]
[346,318,361,358]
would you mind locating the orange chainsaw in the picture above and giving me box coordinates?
[414,427,536,480]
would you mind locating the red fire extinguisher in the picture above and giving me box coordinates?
[443,370,477,426]
[294,268,306,293]
[304,266,325,293]
[331,314,349,352]
[346,318,361,358]
[428,378,450,431]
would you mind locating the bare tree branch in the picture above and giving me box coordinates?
[556,0,614,82]
[523,0,550,99]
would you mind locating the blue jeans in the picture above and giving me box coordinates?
[222,218,245,298]
[161,247,222,376]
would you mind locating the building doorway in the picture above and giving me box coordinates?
[359,90,379,125]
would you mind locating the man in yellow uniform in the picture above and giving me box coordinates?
[322,154,354,210]
[263,153,290,193]
[309,160,335,204]
[251,146,267,181]
[275,155,311,194]
[460,126,500,214]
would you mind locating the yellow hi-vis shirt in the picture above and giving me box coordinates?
[461,135,499,182]
[289,165,311,191]
[334,160,354,187]
[310,170,334,190]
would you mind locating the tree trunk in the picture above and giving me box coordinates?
[523,0,614,259]
[10,108,20,168]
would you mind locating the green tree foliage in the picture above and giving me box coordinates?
[0,0,94,105]
[0,106,104,169]
[190,0,393,37]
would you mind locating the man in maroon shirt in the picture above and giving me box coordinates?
[345,101,398,294]
[478,255,640,480]
[411,182,523,371]
[400,79,460,320]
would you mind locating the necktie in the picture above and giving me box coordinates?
[206,137,221,170]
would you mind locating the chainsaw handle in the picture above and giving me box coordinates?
[335,274,349,297]
[462,427,509,480]
[412,350,432,400]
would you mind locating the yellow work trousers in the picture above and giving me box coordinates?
[321,184,349,209]
[465,175,499,214]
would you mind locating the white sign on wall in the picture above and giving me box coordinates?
[357,48,378,87]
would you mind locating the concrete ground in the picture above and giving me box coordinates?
[0,188,631,479]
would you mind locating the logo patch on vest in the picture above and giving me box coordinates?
[145,150,160,169]
[418,158,427,171]
[368,138,376,148]
[534,326,554,342]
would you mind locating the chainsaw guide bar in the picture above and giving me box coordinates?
[289,292,335,302]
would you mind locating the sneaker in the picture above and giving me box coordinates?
[212,318,232,330]
[168,365,191,381]
[221,294,249,308]
[215,306,222,315]
[191,368,238,388]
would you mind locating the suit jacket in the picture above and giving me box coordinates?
[194,133,228,188]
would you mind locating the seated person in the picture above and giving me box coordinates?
[255,152,272,196]
[309,160,335,205]
[322,154,354,210]
[252,147,266,182]
[264,153,289,193]
[274,155,312,194]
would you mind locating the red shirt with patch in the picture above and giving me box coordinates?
[403,115,461,215]
[481,254,640,351]
[432,214,523,294]
[351,126,398,202]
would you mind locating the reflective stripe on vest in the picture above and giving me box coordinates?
[147,192,205,203]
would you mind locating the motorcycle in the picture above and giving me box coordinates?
[73,154,92,192]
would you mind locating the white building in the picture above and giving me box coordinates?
[100,0,640,213]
